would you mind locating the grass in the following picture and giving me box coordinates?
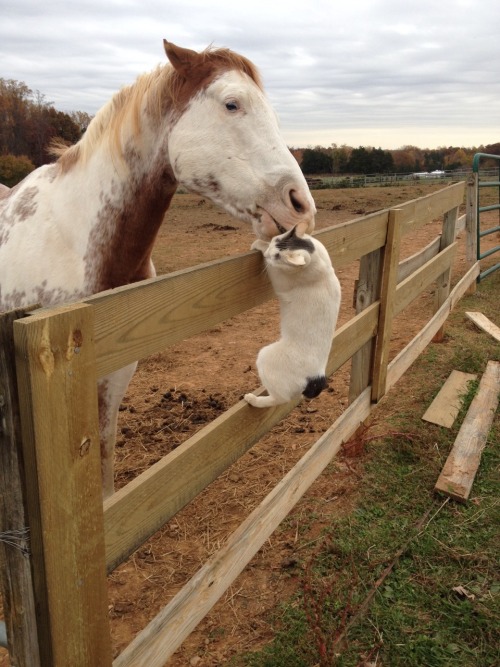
[231,272,500,667]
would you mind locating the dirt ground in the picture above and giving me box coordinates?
[1,182,497,666]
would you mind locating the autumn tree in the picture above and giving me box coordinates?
[0,78,84,168]
[300,148,333,174]
[0,154,35,186]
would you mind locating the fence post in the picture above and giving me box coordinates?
[371,209,403,403]
[465,173,478,294]
[348,248,383,402]
[13,303,112,666]
[0,308,41,667]
[432,205,459,342]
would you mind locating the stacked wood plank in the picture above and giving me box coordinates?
[435,360,500,502]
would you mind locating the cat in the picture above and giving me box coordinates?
[244,225,341,408]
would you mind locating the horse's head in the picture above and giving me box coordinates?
[164,41,316,239]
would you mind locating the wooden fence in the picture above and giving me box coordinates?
[0,181,480,666]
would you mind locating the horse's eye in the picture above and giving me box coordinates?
[225,100,239,112]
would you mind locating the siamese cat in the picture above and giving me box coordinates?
[244,226,341,408]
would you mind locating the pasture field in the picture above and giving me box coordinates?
[1,182,499,666]
[233,272,500,667]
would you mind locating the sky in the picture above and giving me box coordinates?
[1,0,499,150]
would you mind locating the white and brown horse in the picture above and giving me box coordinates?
[0,40,315,497]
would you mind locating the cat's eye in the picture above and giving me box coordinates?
[274,253,280,259]
[225,100,239,112]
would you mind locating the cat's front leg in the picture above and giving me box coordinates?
[244,392,282,408]
[251,239,269,254]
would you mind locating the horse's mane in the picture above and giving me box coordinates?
[54,46,262,172]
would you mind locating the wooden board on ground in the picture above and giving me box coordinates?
[422,370,477,428]
[465,311,500,343]
[435,360,500,502]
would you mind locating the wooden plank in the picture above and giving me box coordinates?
[465,311,500,343]
[113,264,479,667]
[456,213,466,235]
[104,301,379,572]
[13,304,112,667]
[87,211,388,378]
[372,209,403,402]
[397,235,441,283]
[433,206,459,342]
[24,184,462,380]
[348,248,382,402]
[398,181,465,236]
[113,387,373,667]
[394,243,456,316]
[422,370,477,428]
[386,262,480,390]
[0,307,41,667]
[435,360,500,501]
[315,210,388,268]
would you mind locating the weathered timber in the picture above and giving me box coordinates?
[433,206,459,342]
[13,304,112,667]
[435,360,500,502]
[372,209,402,402]
[0,307,41,667]
[348,248,382,402]
[422,370,477,428]
[465,311,500,343]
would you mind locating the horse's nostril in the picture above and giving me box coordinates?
[289,189,305,213]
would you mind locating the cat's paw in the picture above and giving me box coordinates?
[244,392,259,406]
[244,393,281,408]
[251,239,269,253]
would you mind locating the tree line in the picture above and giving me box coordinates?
[1,77,499,186]
[295,142,500,176]
[0,78,92,186]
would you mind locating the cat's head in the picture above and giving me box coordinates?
[264,225,315,269]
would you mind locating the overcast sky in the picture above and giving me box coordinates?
[1,0,499,150]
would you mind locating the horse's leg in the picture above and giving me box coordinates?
[98,363,137,499]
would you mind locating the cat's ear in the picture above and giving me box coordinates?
[282,250,307,266]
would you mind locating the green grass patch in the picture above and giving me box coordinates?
[232,272,500,667]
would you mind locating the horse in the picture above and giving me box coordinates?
[0,40,316,498]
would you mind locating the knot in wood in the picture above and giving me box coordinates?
[79,437,92,457]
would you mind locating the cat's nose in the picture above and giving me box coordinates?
[287,187,316,233]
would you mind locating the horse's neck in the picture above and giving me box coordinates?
[71,145,177,293]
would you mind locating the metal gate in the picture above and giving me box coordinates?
[473,152,500,281]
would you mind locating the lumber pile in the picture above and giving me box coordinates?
[435,360,500,502]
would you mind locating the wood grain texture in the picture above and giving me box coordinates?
[371,209,403,402]
[348,248,382,402]
[433,206,459,342]
[435,360,500,501]
[466,311,500,343]
[13,304,112,667]
[0,308,41,666]
[422,370,477,428]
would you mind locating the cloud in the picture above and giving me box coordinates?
[1,0,499,148]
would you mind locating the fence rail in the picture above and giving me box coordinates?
[472,153,500,281]
[1,181,482,666]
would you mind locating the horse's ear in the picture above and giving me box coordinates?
[163,40,202,78]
